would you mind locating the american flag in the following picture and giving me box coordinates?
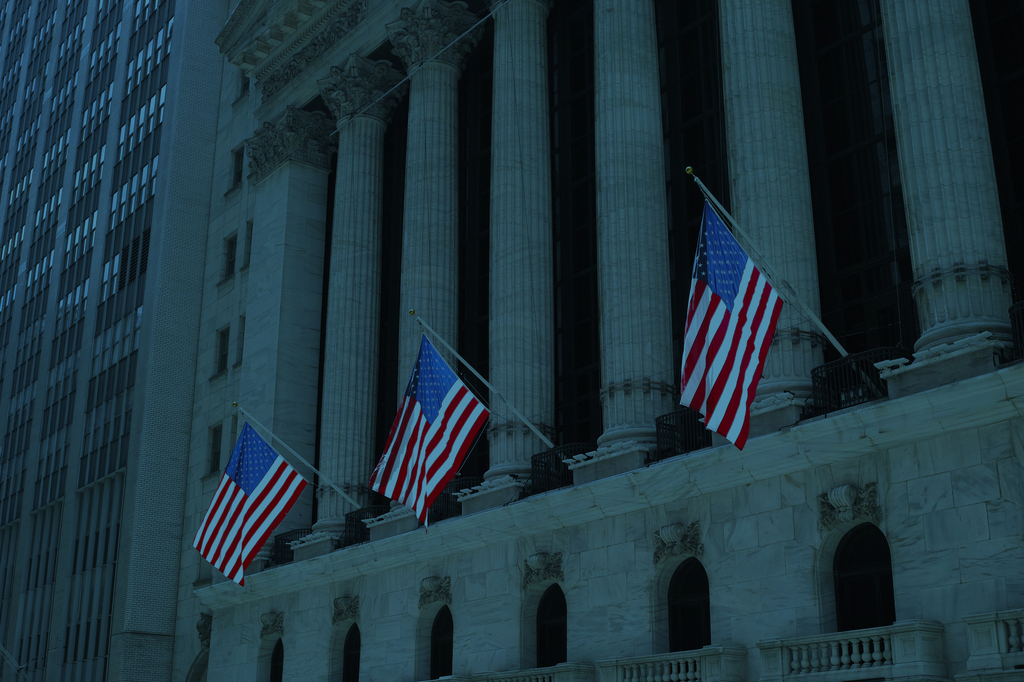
[193,423,307,585]
[369,335,489,522]
[680,201,783,450]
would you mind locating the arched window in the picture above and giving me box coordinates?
[269,639,284,682]
[343,624,360,682]
[834,523,896,631]
[537,584,567,667]
[668,558,711,652]
[430,606,453,679]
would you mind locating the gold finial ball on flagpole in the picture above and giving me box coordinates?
[685,166,694,175]
[409,309,416,316]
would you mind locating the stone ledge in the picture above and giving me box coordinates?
[879,332,1011,399]
[455,475,524,515]
[567,440,652,485]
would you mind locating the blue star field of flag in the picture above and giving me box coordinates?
[405,335,459,424]
[224,423,279,495]
[694,202,749,311]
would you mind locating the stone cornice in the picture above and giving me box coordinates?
[318,54,406,125]
[386,0,481,70]
[196,363,1024,610]
[244,106,336,185]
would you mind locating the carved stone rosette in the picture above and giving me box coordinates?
[318,54,407,125]
[386,0,481,70]
[817,481,882,532]
[197,613,212,649]
[522,552,563,590]
[653,521,704,564]
[419,576,452,609]
[245,106,336,185]
[333,595,359,624]
[260,612,284,639]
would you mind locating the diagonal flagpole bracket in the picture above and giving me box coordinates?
[411,311,556,450]
[231,403,363,510]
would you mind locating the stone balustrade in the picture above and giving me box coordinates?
[964,608,1024,673]
[595,646,746,682]
[419,663,594,682]
[758,620,945,682]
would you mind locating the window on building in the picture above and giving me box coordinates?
[834,523,896,631]
[236,316,245,365]
[216,328,230,374]
[224,233,237,278]
[668,558,711,652]
[430,606,453,679]
[343,624,360,682]
[536,584,567,667]
[243,220,253,268]
[239,70,250,99]
[231,149,244,189]
[208,424,222,474]
[269,639,283,682]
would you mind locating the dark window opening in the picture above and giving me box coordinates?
[430,606,453,680]
[232,149,244,188]
[208,424,222,474]
[537,584,567,667]
[343,624,360,682]
[668,558,711,652]
[269,639,284,682]
[216,328,229,374]
[224,234,237,278]
[834,523,896,631]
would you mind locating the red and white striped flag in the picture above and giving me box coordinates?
[193,423,307,585]
[680,201,783,449]
[370,335,489,522]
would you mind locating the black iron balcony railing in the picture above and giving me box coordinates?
[427,476,483,524]
[268,527,312,566]
[1010,301,1024,360]
[651,407,712,463]
[809,347,900,416]
[531,443,589,494]
[341,505,389,548]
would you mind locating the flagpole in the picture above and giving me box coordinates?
[686,167,850,358]
[232,403,363,509]
[412,312,556,450]
[0,643,27,681]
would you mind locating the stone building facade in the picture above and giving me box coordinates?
[173,1,1024,682]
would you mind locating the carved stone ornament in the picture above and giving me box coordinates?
[333,595,359,624]
[419,576,452,609]
[817,481,882,532]
[386,0,482,70]
[259,1,367,99]
[522,552,563,590]
[653,521,704,564]
[196,613,212,649]
[245,106,336,185]
[260,612,284,639]
[318,54,407,124]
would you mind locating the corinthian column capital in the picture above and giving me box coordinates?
[245,106,336,185]
[387,0,481,71]
[319,54,408,126]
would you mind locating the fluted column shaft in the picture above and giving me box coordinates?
[880,0,1012,352]
[486,0,554,479]
[315,56,405,532]
[719,0,823,400]
[593,0,675,447]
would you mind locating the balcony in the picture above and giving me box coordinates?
[758,620,945,682]
[428,476,483,524]
[340,505,389,548]
[808,348,899,417]
[531,444,590,494]
[595,646,746,682]
[1010,301,1024,360]
[651,408,712,463]
[963,608,1024,675]
[268,527,311,566]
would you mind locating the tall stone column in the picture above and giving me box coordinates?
[387,0,481,394]
[309,56,406,543]
[241,106,335,541]
[485,0,554,481]
[718,0,824,421]
[591,0,675,457]
[879,0,1012,357]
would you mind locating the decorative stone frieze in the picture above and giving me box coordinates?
[333,596,359,624]
[817,482,881,532]
[319,54,406,124]
[245,106,335,185]
[522,552,563,590]
[653,522,704,564]
[259,612,284,639]
[386,0,481,70]
[196,613,212,649]
[419,576,452,609]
